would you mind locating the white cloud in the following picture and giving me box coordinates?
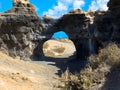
[43,0,85,18]
[73,0,85,9]
[59,0,73,4]
[89,0,109,10]
[54,2,67,11]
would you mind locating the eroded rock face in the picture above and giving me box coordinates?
[94,0,120,49]
[0,0,43,60]
[30,9,92,60]
[107,0,120,10]
[59,12,90,59]
[0,7,99,60]
[37,1,120,60]
[69,8,84,14]
[7,0,35,14]
[13,0,29,5]
[0,0,120,61]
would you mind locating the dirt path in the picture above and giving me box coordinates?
[0,52,61,90]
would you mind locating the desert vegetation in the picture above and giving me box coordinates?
[61,43,120,90]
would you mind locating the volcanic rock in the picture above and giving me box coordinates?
[6,0,36,14]
[0,0,120,61]
[0,0,43,60]
[94,0,120,49]
[107,0,120,10]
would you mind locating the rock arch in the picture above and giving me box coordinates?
[33,13,91,60]
[1,0,120,61]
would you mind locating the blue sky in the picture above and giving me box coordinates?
[53,31,68,38]
[0,0,109,18]
[0,0,109,38]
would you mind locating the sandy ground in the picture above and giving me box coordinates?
[0,39,78,90]
[0,52,61,90]
[43,39,76,58]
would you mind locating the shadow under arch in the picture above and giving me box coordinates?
[32,12,92,61]
[32,29,88,75]
[43,30,77,60]
[32,29,78,61]
[32,13,92,75]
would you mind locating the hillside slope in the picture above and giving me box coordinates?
[0,52,60,90]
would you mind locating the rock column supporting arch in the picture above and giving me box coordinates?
[32,38,50,60]
[42,11,91,60]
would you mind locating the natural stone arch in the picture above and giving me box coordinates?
[42,31,76,59]
[54,13,91,60]
[32,29,72,60]
[32,26,58,60]
[33,12,91,60]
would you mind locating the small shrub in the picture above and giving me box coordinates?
[61,69,81,90]
[61,43,120,90]
[61,68,93,90]
[89,43,120,68]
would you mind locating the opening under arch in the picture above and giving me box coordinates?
[52,31,68,39]
[43,31,76,59]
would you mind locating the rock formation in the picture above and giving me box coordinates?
[0,0,43,60]
[107,0,120,10]
[55,9,90,59]
[7,0,36,14]
[41,9,91,59]
[94,0,120,50]
[13,0,29,5]
[0,0,120,61]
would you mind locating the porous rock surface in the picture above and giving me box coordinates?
[94,0,120,50]
[0,0,43,60]
[0,0,120,61]
[107,0,120,10]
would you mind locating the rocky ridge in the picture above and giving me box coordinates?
[0,0,120,61]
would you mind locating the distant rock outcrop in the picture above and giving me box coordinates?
[7,0,36,14]
[13,0,30,5]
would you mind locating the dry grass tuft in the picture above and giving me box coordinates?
[89,43,120,69]
[61,43,120,90]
